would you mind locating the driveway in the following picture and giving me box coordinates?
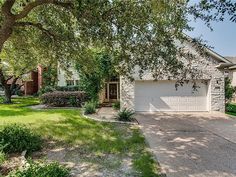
[135,112,236,177]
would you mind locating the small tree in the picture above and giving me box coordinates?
[225,77,235,102]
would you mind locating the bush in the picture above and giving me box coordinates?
[112,101,120,110]
[116,108,135,122]
[0,124,42,153]
[0,151,6,166]
[225,77,236,101]
[84,101,96,114]
[38,86,55,95]
[9,161,70,177]
[226,103,236,113]
[55,86,80,92]
[40,91,86,107]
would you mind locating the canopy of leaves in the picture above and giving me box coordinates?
[1,0,234,83]
[76,48,117,100]
[188,0,236,25]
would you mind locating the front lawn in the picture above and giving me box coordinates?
[0,97,159,176]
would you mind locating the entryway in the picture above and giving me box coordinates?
[104,82,120,103]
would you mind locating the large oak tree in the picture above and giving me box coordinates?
[0,0,235,103]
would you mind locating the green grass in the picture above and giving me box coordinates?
[0,97,159,176]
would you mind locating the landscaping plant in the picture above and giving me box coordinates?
[116,108,135,122]
[83,101,96,114]
[40,91,86,107]
[0,124,42,153]
[8,161,70,177]
[68,96,78,107]
[112,101,120,110]
[0,151,6,166]
[225,77,235,102]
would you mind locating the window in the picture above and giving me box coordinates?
[66,80,74,86]
[75,80,79,85]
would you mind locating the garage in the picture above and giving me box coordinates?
[134,80,209,112]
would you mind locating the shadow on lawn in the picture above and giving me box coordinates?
[35,111,134,154]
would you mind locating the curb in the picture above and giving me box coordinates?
[82,113,138,125]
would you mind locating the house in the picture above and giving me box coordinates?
[58,43,234,112]
[57,63,80,87]
[225,56,236,86]
[2,66,45,96]
[225,56,236,102]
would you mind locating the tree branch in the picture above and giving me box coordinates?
[15,0,73,20]
[1,0,16,17]
[14,21,56,40]
[6,76,13,82]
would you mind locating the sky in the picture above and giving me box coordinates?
[186,4,236,57]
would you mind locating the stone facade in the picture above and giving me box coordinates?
[120,42,226,112]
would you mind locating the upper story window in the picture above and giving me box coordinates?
[66,80,74,86]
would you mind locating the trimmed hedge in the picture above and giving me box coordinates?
[40,91,86,107]
[55,86,80,92]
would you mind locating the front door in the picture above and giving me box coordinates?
[104,82,119,102]
[109,83,118,100]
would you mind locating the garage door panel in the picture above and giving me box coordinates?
[135,81,208,112]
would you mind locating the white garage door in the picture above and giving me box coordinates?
[135,81,209,112]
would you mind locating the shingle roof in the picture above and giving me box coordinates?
[225,57,236,64]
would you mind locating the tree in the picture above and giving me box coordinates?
[76,48,116,101]
[1,0,234,104]
[0,29,41,103]
[225,77,235,102]
[188,0,236,27]
[0,0,73,53]
[0,0,77,103]
[0,1,206,79]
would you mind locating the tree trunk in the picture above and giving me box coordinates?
[0,20,14,54]
[0,68,13,104]
[3,85,12,104]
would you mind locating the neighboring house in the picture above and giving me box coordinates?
[225,56,236,102]
[225,57,236,86]
[3,65,45,95]
[58,43,234,112]
[57,63,80,87]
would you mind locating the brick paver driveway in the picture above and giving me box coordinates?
[135,112,236,177]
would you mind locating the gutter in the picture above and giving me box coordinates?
[205,48,232,64]
[215,63,235,69]
[229,65,236,70]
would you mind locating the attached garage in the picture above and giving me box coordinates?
[134,80,209,112]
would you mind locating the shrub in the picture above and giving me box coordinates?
[84,101,96,114]
[9,161,70,177]
[225,77,236,101]
[116,108,135,122]
[55,86,80,92]
[38,86,55,95]
[0,124,42,153]
[226,103,236,113]
[112,101,120,110]
[40,91,86,107]
[0,151,6,166]
[68,96,77,107]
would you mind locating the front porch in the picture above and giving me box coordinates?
[99,77,120,105]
